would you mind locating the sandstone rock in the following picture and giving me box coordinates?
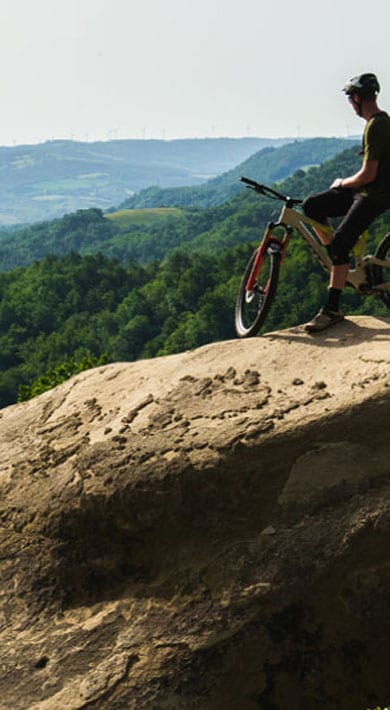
[0,316,389,708]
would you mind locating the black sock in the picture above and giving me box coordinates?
[325,287,342,312]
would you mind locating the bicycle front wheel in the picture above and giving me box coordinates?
[372,232,390,307]
[235,247,280,337]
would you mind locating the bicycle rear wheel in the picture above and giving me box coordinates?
[372,232,390,307]
[235,247,280,337]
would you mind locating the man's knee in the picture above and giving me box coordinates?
[302,194,327,222]
[302,194,319,219]
[328,236,350,265]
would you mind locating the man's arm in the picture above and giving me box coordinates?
[331,159,379,189]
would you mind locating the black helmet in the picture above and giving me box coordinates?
[342,73,380,99]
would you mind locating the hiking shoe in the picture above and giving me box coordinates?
[304,307,344,333]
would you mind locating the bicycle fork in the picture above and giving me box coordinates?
[245,223,292,294]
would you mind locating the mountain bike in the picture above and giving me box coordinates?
[235,176,390,337]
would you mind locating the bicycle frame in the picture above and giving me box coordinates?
[246,205,330,294]
[247,201,390,295]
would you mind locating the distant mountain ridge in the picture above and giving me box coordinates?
[118,137,357,210]
[0,137,291,225]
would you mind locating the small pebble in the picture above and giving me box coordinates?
[262,526,276,535]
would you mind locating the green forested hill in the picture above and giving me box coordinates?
[118,138,356,210]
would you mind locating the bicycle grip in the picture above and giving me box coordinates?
[240,176,265,192]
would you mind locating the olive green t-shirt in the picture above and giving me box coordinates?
[362,110,390,206]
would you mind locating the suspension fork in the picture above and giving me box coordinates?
[245,223,292,292]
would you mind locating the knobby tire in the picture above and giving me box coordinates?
[235,248,280,337]
[372,232,390,307]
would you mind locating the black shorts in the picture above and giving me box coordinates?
[302,187,386,265]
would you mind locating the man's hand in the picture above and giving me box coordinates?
[331,160,378,190]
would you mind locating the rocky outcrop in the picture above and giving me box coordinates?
[0,316,389,709]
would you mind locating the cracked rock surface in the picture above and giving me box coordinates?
[0,316,389,709]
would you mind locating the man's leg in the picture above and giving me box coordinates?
[317,264,350,322]
[329,263,350,290]
[302,188,354,331]
[305,193,385,332]
[302,188,355,245]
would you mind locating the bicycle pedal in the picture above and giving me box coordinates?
[358,283,375,295]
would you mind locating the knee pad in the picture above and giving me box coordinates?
[302,195,318,219]
[302,195,329,223]
[328,237,350,265]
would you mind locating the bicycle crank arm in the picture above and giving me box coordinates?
[364,256,390,268]
[372,281,390,292]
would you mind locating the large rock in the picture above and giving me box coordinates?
[0,316,389,709]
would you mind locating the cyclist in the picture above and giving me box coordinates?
[302,73,390,332]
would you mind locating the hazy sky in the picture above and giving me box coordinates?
[1,0,390,145]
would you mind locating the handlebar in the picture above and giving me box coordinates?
[240,176,302,206]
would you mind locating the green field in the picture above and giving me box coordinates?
[106,207,184,229]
